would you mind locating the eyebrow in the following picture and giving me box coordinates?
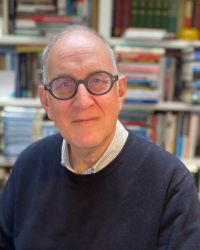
[49,70,108,83]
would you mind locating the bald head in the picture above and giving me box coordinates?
[42,25,118,84]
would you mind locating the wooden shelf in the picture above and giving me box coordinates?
[98,0,200,49]
[1,35,200,50]
[0,98,41,107]
[124,102,200,112]
[111,38,200,49]
[0,99,200,112]
[0,35,48,45]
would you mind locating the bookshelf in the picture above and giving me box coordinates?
[0,98,41,107]
[99,0,200,41]
[124,102,200,112]
[98,0,200,42]
[0,35,48,45]
[0,99,199,171]
[0,0,200,174]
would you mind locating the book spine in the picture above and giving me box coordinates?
[194,0,200,31]
[122,0,132,31]
[131,0,140,27]
[167,0,179,33]
[112,0,123,37]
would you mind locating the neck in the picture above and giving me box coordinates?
[69,132,115,174]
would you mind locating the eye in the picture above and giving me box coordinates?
[56,79,74,89]
[93,78,101,83]
[62,81,71,87]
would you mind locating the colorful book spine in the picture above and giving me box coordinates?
[112,0,123,36]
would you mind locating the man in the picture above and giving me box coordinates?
[0,25,200,249]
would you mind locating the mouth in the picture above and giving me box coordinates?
[72,117,98,126]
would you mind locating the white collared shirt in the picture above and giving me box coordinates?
[61,120,128,174]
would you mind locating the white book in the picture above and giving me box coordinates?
[187,113,200,158]
[123,28,167,41]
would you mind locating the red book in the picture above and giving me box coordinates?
[122,0,132,31]
[194,0,200,31]
[32,15,81,23]
[112,0,123,37]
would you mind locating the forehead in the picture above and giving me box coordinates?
[49,31,110,57]
[46,32,113,69]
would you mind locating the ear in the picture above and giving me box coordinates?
[117,75,127,111]
[38,85,54,121]
[38,85,54,120]
[38,85,48,110]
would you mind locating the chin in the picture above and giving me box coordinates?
[60,124,115,149]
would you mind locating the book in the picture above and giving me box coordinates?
[122,0,132,31]
[1,106,45,157]
[194,0,200,31]
[0,70,16,98]
[163,55,176,101]
[89,0,99,30]
[175,112,185,158]
[123,28,167,41]
[112,0,123,36]
[32,15,82,23]
[16,3,56,14]
[156,112,166,148]
[165,112,177,154]
[186,113,200,158]
[167,0,180,33]
[2,0,9,34]
[115,44,165,104]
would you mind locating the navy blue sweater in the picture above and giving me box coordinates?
[0,133,200,249]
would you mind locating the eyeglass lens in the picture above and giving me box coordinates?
[51,72,112,99]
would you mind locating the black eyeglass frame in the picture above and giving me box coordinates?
[44,71,119,100]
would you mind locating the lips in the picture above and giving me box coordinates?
[72,117,98,125]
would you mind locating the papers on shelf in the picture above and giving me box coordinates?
[123,28,167,41]
[0,70,15,98]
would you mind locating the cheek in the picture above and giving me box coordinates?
[105,93,121,117]
[46,100,69,125]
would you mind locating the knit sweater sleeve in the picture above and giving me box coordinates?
[0,133,62,249]
[0,169,15,249]
[157,171,200,250]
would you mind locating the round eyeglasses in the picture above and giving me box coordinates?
[44,71,118,100]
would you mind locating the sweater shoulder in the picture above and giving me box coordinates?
[14,133,62,168]
[125,133,191,186]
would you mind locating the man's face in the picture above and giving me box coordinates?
[39,32,126,151]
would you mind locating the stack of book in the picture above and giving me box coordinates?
[115,45,165,104]
[32,15,82,38]
[122,28,168,41]
[41,120,58,138]
[182,46,200,104]
[119,109,152,140]
[0,106,45,158]
[120,109,200,159]
[0,47,16,98]
[14,0,96,36]
[15,45,43,97]
[150,111,200,158]
[0,46,43,98]
[15,0,58,36]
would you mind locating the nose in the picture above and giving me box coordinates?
[72,83,95,108]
